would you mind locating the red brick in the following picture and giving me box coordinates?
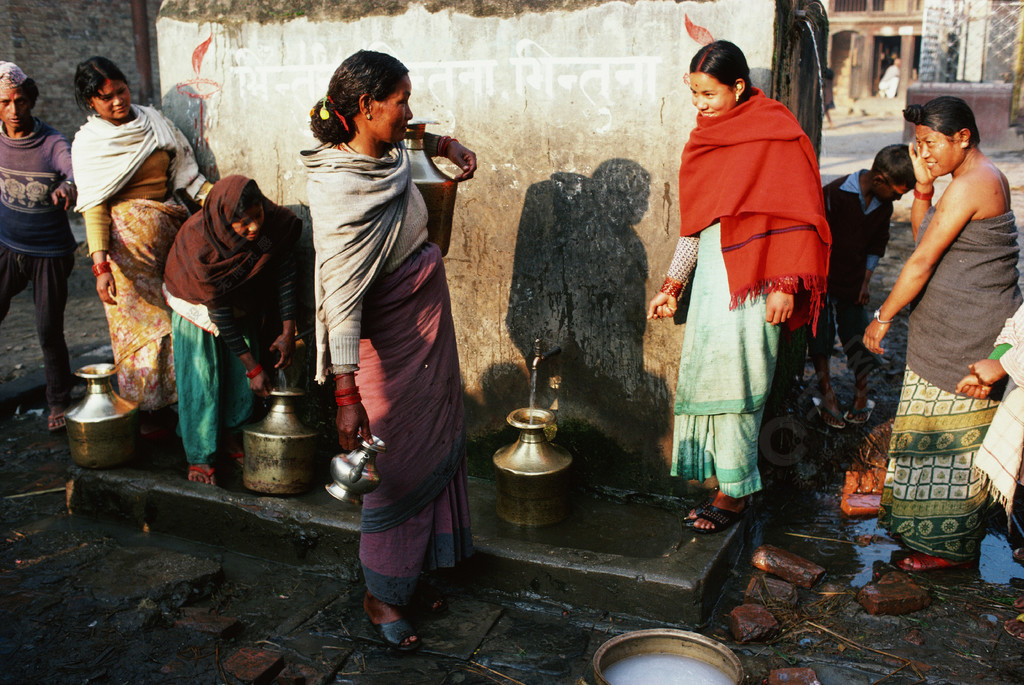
[223,647,284,685]
[744,574,799,608]
[769,667,823,684]
[857,578,931,615]
[727,603,779,643]
[750,545,826,588]
[174,607,242,639]
[841,492,881,517]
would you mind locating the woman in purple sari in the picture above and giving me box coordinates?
[301,50,477,652]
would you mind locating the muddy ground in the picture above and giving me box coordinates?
[2,108,1024,683]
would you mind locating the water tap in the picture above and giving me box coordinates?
[532,339,562,370]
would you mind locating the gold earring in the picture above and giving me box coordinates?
[367,113,372,120]
[735,93,741,102]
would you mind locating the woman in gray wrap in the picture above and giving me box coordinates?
[301,50,477,652]
[863,96,1020,571]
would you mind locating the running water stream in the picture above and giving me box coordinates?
[528,339,561,424]
[795,10,827,127]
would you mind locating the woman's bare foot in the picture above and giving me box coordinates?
[692,491,747,532]
[364,591,419,650]
[188,464,217,485]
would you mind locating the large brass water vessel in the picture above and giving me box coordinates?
[242,389,317,494]
[65,363,138,469]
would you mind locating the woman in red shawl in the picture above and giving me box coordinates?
[647,41,830,533]
[163,176,301,485]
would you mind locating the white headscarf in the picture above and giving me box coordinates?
[71,104,206,211]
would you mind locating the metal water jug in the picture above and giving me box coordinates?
[65,363,139,469]
[326,435,386,504]
[405,119,458,255]
[242,389,317,494]
[492,408,573,526]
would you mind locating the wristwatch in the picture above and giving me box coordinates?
[873,309,894,325]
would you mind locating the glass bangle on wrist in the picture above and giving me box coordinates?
[873,309,894,325]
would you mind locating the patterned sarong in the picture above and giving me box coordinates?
[879,368,998,562]
[672,225,781,498]
[356,243,473,606]
[104,199,187,410]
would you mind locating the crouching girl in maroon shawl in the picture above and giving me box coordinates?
[163,175,301,485]
[301,50,478,652]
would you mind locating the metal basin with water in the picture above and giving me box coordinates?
[589,629,742,685]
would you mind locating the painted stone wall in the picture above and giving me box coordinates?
[155,0,823,493]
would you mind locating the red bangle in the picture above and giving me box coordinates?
[92,261,112,276]
[438,136,458,157]
[334,386,360,397]
[660,277,684,299]
[245,363,263,379]
[336,393,362,407]
[913,188,934,201]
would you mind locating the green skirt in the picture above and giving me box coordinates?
[878,368,998,562]
[671,225,780,498]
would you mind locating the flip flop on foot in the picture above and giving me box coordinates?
[364,591,420,651]
[187,464,217,486]
[844,399,876,425]
[685,495,717,523]
[895,551,977,572]
[47,405,67,433]
[691,503,747,535]
[812,396,846,429]
[369,616,421,652]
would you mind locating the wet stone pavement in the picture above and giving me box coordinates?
[3,107,1024,683]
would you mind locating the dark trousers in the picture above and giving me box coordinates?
[0,246,75,408]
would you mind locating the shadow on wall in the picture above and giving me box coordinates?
[489,158,672,491]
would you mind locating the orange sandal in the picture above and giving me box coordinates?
[895,551,977,572]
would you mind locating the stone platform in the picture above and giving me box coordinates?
[67,449,748,625]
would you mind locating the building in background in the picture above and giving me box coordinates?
[911,0,1023,149]
[827,0,925,105]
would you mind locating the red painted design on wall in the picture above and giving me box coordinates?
[176,35,221,156]
[685,14,714,47]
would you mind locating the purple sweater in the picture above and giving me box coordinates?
[0,119,76,257]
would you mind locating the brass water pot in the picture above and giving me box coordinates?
[405,119,457,256]
[65,363,139,469]
[492,408,573,526]
[242,389,317,494]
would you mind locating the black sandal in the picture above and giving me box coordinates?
[369,616,421,652]
[691,503,746,534]
[684,496,716,524]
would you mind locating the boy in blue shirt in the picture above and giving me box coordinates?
[810,144,914,428]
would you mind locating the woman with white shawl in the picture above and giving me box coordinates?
[301,50,476,652]
[71,57,210,433]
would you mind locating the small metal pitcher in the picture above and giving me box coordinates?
[326,435,386,504]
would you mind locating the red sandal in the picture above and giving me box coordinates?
[895,551,977,572]
[187,464,217,485]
